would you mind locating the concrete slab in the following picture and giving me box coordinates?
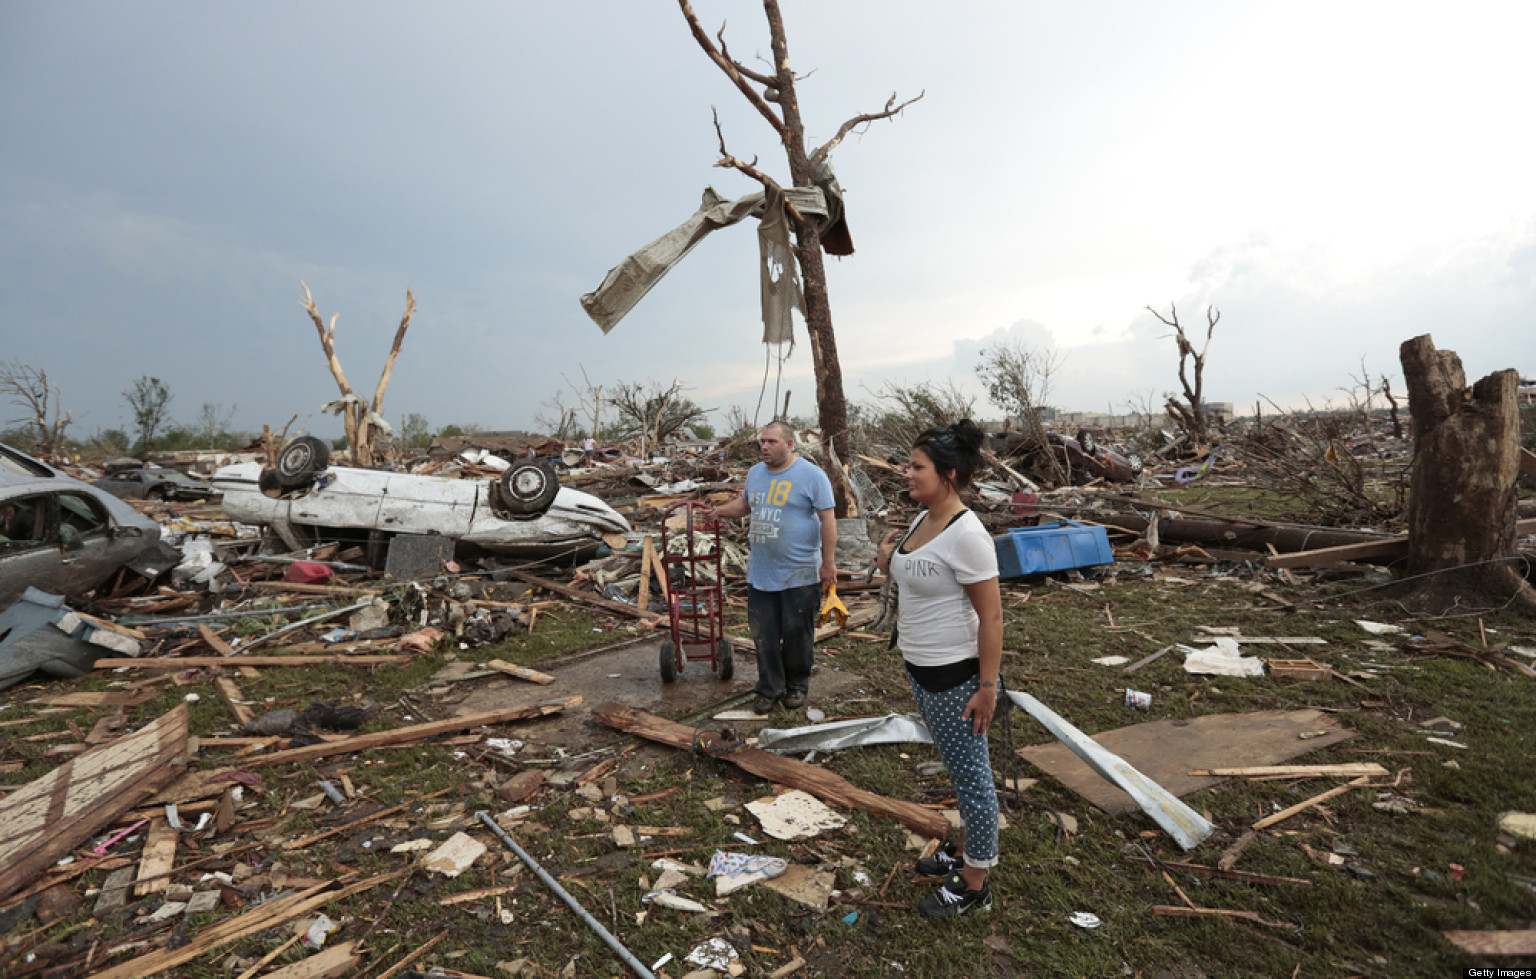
[437,638,869,750]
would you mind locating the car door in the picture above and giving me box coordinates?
[0,493,64,595]
[98,472,141,499]
[376,471,476,537]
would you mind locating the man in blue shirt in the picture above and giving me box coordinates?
[712,422,836,713]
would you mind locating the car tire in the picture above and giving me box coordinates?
[716,638,734,681]
[145,485,169,502]
[1076,429,1097,455]
[659,639,678,684]
[258,467,284,498]
[275,436,330,490]
[497,459,559,515]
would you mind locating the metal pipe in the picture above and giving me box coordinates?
[241,600,374,652]
[234,555,372,573]
[117,603,335,626]
[475,811,656,979]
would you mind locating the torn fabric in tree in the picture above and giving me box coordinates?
[757,183,804,345]
[580,185,828,334]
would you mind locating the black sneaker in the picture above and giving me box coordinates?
[781,690,806,710]
[919,873,993,918]
[915,840,962,877]
[752,695,777,715]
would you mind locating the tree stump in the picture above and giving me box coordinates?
[1398,334,1536,615]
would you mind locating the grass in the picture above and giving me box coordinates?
[2,541,1534,977]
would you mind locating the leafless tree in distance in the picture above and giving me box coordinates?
[0,359,71,455]
[1147,302,1219,440]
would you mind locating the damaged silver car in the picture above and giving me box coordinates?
[212,436,631,561]
[0,443,169,608]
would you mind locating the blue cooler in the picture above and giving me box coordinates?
[994,520,1114,578]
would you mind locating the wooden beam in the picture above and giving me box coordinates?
[1442,929,1536,956]
[1266,518,1535,569]
[1122,855,1310,886]
[1189,763,1388,778]
[198,622,236,656]
[93,654,411,668]
[1251,775,1373,830]
[1520,447,1536,482]
[240,698,581,770]
[91,872,403,979]
[215,677,257,727]
[484,659,555,686]
[508,570,663,626]
[592,703,949,839]
[133,817,179,896]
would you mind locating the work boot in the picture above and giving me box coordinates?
[752,695,777,715]
[781,690,806,710]
[919,873,993,919]
[914,840,962,877]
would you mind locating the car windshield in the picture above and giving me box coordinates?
[152,470,198,483]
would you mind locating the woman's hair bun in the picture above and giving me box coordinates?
[947,418,985,453]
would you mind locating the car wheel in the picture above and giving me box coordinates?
[1076,429,1097,455]
[659,639,678,684]
[497,459,559,515]
[257,466,284,497]
[145,485,169,502]
[275,436,331,490]
[716,638,734,681]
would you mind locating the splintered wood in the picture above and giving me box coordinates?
[0,703,189,901]
[592,702,949,839]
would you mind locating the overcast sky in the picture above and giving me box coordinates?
[2,1,1533,443]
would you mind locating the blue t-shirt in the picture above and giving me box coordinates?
[743,457,834,591]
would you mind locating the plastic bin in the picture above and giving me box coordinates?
[994,520,1114,579]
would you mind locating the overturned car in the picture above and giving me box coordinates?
[212,437,630,563]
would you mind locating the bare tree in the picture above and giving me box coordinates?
[861,378,976,455]
[196,401,236,448]
[535,390,579,441]
[678,0,922,516]
[1123,388,1162,431]
[0,359,71,454]
[1147,302,1219,439]
[300,282,416,466]
[975,338,1065,482]
[608,380,711,457]
[124,376,174,457]
[560,366,606,444]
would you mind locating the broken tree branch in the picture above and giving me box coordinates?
[811,90,925,165]
[679,0,787,139]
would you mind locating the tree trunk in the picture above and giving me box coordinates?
[1398,334,1536,614]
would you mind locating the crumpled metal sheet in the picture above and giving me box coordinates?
[757,713,932,753]
[1006,690,1215,851]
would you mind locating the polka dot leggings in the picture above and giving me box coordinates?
[909,673,1000,869]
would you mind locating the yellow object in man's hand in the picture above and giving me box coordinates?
[818,582,849,628]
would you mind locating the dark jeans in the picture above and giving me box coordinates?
[747,583,819,700]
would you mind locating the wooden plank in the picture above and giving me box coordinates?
[646,533,670,602]
[1266,519,1535,569]
[592,703,950,839]
[91,871,402,979]
[484,659,555,686]
[1251,775,1373,831]
[1189,763,1389,778]
[440,883,522,906]
[215,677,257,727]
[1124,644,1175,673]
[246,580,381,596]
[92,654,411,668]
[242,698,581,770]
[508,570,663,625]
[1520,447,1536,482]
[260,940,360,978]
[30,688,161,708]
[1264,538,1408,569]
[0,703,188,902]
[133,817,179,896]
[1122,855,1310,886]
[1442,929,1536,955]
[1217,829,1257,871]
[199,622,236,655]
